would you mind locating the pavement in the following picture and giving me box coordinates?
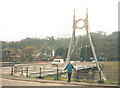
[2,74,119,88]
[1,78,76,86]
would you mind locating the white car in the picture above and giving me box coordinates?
[92,60,96,62]
[52,59,64,66]
[70,61,74,64]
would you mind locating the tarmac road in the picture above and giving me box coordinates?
[1,78,75,86]
[1,78,114,88]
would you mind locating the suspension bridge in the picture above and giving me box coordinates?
[12,8,106,81]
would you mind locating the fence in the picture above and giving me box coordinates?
[11,62,119,84]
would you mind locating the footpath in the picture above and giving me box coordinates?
[2,74,119,88]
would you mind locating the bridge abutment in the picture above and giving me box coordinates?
[73,67,100,81]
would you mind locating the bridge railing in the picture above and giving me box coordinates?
[11,62,118,84]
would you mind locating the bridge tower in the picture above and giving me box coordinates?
[64,8,101,72]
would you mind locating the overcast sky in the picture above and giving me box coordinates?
[0,0,119,41]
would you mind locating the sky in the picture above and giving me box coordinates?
[0,0,119,42]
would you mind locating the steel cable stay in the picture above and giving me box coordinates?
[69,34,80,59]
[52,24,72,50]
[84,34,88,61]
[77,35,85,61]
[85,33,92,62]
[68,32,91,62]
[87,22,106,81]
[23,23,72,63]
[87,22,101,71]
[75,33,92,62]
[63,34,80,67]
[39,23,71,52]
[51,25,73,59]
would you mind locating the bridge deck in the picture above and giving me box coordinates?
[13,62,98,77]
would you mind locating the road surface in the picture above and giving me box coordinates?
[1,78,114,88]
[1,78,76,86]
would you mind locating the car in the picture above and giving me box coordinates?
[70,61,74,64]
[92,60,96,62]
[52,59,64,66]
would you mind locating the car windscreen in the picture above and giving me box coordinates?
[53,60,60,62]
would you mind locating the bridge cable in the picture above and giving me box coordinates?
[77,36,85,61]
[23,24,72,63]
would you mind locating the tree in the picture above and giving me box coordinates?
[2,48,10,62]
[2,31,119,61]
[20,46,37,62]
[55,47,65,58]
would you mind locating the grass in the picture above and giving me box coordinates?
[34,72,99,83]
[100,61,118,83]
[28,61,119,84]
[29,74,119,84]
[105,81,120,84]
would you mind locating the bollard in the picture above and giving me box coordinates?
[21,66,23,76]
[77,70,79,81]
[21,70,23,76]
[26,67,28,77]
[57,68,58,80]
[44,64,45,69]
[11,65,14,75]
[99,71,102,83]
[39,67,41,78]
[92,68,94,80]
